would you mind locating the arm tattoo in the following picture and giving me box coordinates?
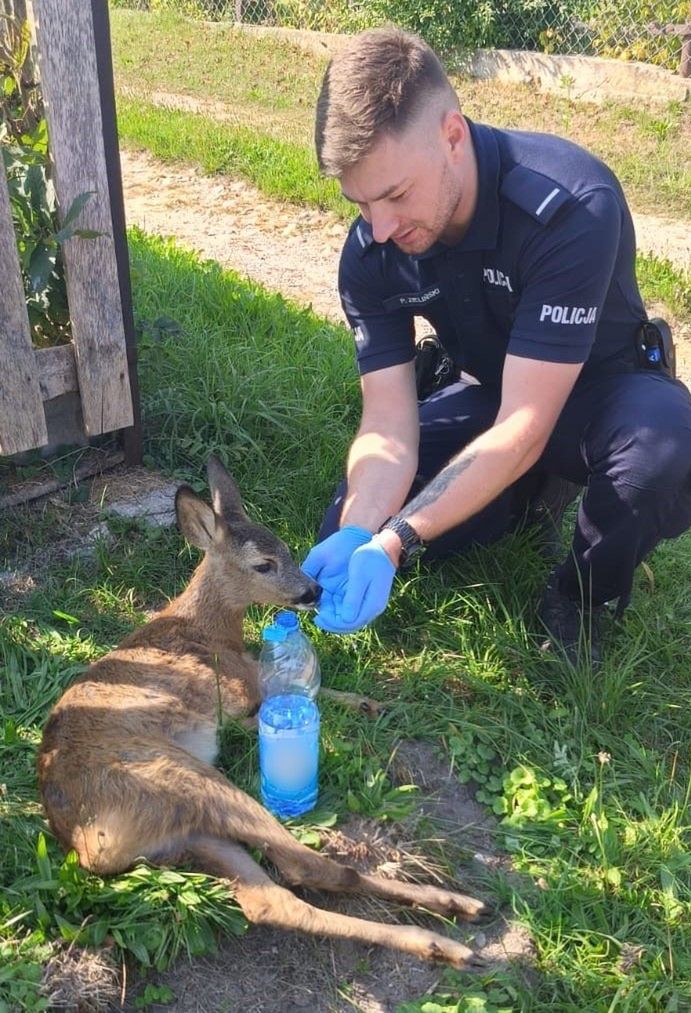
[400,448,478,517]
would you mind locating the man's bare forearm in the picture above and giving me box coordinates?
[401,447,479,514]
[399,422,542,541]
[339,430,418,531]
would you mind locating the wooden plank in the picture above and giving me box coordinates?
[32,0,133,437]
[0,165,48,455]
[36,344,79,400]
[0,449,124,509]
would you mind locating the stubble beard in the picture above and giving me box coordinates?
[394,162,464,255]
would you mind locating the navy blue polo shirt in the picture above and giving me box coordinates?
[338,120,647,386]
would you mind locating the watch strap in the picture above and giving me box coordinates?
[378,515,425,566]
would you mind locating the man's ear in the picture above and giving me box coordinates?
[175,486,216,551]
[442,109,467,160]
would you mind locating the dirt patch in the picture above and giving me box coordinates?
[41,943,121,1012]
[0,461,178,610]
[120,146,344,326]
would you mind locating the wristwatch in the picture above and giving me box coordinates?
[378,515,426,567]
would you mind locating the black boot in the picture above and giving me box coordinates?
[538,575,603,667]
[525,475,582,559]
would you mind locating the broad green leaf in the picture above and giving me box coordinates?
[56,190,95,238]
[25,164,46,214]
[28,244,57,295]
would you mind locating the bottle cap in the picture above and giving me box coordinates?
[275,610,299,630]
[261,624,288,642]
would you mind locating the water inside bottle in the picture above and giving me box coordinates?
[258,694,319,818]
[260,694,318,732]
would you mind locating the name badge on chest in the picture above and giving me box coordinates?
[383,286,442,311]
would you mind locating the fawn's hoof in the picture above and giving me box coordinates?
[358,696,386,718]
[415,885,489,922]
[425,935,485,969]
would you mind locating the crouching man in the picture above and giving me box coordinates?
[303,27,691,665]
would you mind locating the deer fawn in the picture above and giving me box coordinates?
[38,457,487,968]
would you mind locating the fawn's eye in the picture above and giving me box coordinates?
[253,560,275,574]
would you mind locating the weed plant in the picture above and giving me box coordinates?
[1,231,690,1009]
[1,18,101,349]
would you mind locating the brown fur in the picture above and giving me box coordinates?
[38,457,486,968]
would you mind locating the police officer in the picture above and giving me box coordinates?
[302,26,691,664]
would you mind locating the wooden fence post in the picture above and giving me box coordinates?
[0,168,48,455]
[90,0,143,464]
[32,0,134,439]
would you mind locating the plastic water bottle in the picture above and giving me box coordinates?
[273,610,321,698]
[257,611,320,818]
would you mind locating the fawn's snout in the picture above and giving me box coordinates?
[292,580,321,609]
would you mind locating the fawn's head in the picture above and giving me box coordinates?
[175,456,320,610]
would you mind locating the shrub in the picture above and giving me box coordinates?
[269,0,596,57]
[587,0,686,70]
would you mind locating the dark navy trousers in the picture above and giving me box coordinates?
[318,370,691,606]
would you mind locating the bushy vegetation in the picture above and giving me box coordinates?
[586,0,688,68]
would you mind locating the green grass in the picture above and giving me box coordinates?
[117,97,346,215]
[2,231,690,1009]
[637,253,691,320]
[110,9,691,219]
[112,10,321,142]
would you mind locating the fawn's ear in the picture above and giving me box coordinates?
[206,455,248,522]
[175,485,216,551]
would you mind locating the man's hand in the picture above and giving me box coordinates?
[302,525,372,595]
[313,540,396,633]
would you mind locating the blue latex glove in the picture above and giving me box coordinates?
[302,525,372,595]
[314,539,396,633]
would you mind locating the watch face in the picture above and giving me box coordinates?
[397,528,425,568]
[402,540,425,565]
[379,516,425,567]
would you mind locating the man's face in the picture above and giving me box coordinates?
[339,112,473,255]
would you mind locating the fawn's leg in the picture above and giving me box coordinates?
[262,825,487,922]
[196,771,486,922]
[319,687,384,718]
[66,744,484,922]
[188,835,484,969]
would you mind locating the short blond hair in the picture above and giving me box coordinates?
[315,27,458,177]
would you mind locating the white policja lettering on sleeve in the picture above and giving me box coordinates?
[539,304,598,325]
